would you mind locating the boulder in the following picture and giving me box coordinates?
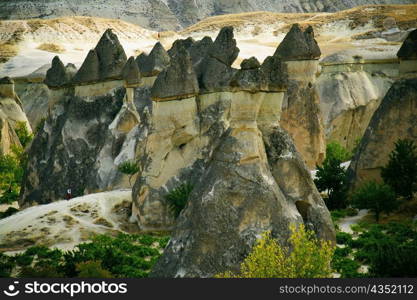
[230,57,264,92]
[151,46,199,101]
[44,56,71,88]
[347,77,417,189]
[274,24,321,60]
[136,42,170,77]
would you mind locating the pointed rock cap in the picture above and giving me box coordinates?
[397,29,417,60]
[260,55,288,91]
[95,28,127,80]
[274,24,321,60]
[208,26,239,66]
[44,56,71,88]
[0,76,13,84]
[230,57,263,92]
[136,42,170,77]
[151,45,199,101]
[122,56,142,86]
[189,36,213,66]
[72,49,100,84]
[168,37,195,58]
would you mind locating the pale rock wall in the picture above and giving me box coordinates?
[280,60,326,168]
[317,61,395,152]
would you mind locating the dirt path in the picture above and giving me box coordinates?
[338,209,369,234]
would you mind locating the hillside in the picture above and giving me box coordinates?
[0,0,416,30]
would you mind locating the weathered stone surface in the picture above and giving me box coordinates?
[136,42,170,77]
[230,57,263,92]
[0,112,21,155]
[95,29,127,80]
[20,81,144,206]
[44,56,71,88]
[168,37,195,58]
[0,77,13,84]
[259,55,288,91]
[397,29,417,60]
[122,56,142,86]
[151,46,199,101]
[347,77,417,189]
[72,50,100,84]
[188,36,213,66]
[274,24,321,60]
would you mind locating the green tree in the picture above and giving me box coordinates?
[381,139,417,200]
[76,261,113,278]
[216,224,335,278]
[326,141,352,162]
[165,183,193,218]
[118,161,140,187]
[351,181,398,222]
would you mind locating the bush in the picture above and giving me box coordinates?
[165,183,193,218]
[336,232,353,245]
[351,181,398,222]
[326,142,352,162]
[216,224,335,278]
[118,161,140,187]
[14,121,33,148]
[76,261,113,278]
[381,139,417,200]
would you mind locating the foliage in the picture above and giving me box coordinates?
[216,224,335,278]
[326,142,352,162]
[35,117,46,134]
[336,232,353,245]
[331,208,358,222]
[315,156,348,210]
[0,146,26,204]
[0,233,170,278]
[76,261,113,278]
[334,222,417,277]
[14,121,33,148]
[118,161,140,187]
[381,139,417,200]
[165,183,193,218]
[351,181,398,222]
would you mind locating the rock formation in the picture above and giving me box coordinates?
[128,26,334,277]
[72,29,127,84]
[278,24,326,168]
[0,77,32,154]
[347,77,417,189]
[44,56,74,88]
[122,57,142,87]
[136,42,170,77]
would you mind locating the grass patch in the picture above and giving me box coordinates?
[36,43,65,53]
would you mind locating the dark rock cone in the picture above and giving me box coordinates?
[44,56,71,88]
[72,49,100,84]
[397,29,417,60]
[151,45,199,101]
[95,28,127,80]
[188,36,213,66]
[122,56,142,86]
[168,37,195,58]
[260,55,288,91]
[136,42,170,77]
[274,24,321,60]
[230,57,264,92]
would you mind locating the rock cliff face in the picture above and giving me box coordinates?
[347,77,417,188]
[0,77,31,154]
[128,26,334,277]
[398,29,417,75]
[278,24,326,169]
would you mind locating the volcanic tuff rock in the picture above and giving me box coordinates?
[0,77,31,154]
[136,42,170,77]
[277,25,325,168]
[127,26,334,277]
[274,24,321,61]
[347,77,417,189]
[71,50,100,84]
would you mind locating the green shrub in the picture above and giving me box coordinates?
[118,161,140,187]
[216,224,335,278]
[332,257,362,278]
[351,181,398,222]
[381,139,417,200]
[14,121,33,148]
[165,183,193,218]
[76,260,113,278]
[336,232,353,245]
[326,142,352,162]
